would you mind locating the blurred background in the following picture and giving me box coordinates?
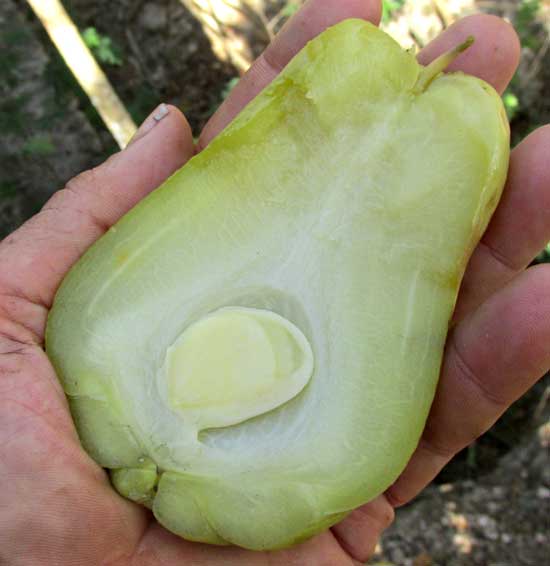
[1,1,549,564]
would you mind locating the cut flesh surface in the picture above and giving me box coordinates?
[46,20,510,550]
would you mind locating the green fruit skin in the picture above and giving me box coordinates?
[46,20,510,550]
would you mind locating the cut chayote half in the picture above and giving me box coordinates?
[46,20,510,550]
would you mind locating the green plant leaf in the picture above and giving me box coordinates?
[503,90,519,121]
[82,27,123,66]
[82,27,101,49]
[516,0,542,49]
[382,0,406,23]
[517,0,541,30]
[22,135,55,156]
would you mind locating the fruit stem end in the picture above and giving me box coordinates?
[413,36,475,94]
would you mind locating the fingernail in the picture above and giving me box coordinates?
[127,103,170,147]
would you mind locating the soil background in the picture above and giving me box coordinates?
[0,1,549,564]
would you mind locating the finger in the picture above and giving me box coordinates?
[331,495,394,563]
[385,264,550,507]
[198,0,382,149]
[132,522,355,566]
[0,105,194,330]
[454,125,550,321]
[418,13,520,94]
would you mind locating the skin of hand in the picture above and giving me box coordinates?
[1,1,549,564]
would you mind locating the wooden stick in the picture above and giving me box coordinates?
[26,0,137,148]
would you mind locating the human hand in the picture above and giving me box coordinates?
[1,1,548,564]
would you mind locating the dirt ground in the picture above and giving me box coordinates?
[368,380,550,566]
[1,1,549,564]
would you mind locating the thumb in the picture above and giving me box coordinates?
[0,104,194,330]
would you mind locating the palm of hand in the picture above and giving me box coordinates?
[2,2,549,565]
[0,343,357,564]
